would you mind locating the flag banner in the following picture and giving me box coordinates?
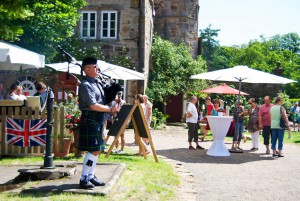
[5,118,47,147]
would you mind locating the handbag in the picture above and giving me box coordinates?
[280,106,288,129]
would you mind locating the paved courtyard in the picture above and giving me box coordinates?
[118,126,300,201]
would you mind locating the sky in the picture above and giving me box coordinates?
[198,0,300,46]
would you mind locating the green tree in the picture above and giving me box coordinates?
[11,0,86,62]
[199,24,220,69]
[147,35,207,103]
[209,32,300,97]
[0,0,34,41]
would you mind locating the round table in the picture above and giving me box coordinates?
[206,116,233,156]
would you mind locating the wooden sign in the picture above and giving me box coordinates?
[105,104,158,162]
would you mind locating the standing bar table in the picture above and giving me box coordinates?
[206,116,233,156]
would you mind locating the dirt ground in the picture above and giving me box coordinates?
[112,126,300,201]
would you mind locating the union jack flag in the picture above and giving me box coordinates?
[5,118,47,147]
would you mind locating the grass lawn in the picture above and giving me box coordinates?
[0,148,180,201]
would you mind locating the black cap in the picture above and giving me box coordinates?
[82,57,97,68]
[81,57,97,76]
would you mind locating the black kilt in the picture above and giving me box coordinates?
[78,111,105,152]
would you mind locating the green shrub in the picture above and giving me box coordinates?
[290,98,300,105]
[151,108,169,129]
[273,92,292,111]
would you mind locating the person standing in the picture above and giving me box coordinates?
[0,83,3,100]
[143,95,152,128]
[111,91,126,154]
[133,94,150,155]
[5,83,18,100]
[232,100,245,150]
[270,96,290,157]
[34,82,47,107]
[290,102,300,131]
[200,97,215,141]
[78,57,119,189]
[258,96,274,154]
[247,98,260,151]
[186,96,204,150]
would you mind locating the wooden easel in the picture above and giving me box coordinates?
[105,104,158,162]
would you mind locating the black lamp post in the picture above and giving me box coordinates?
[43,88,55,169]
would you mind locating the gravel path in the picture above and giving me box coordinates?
[117,126,300,201]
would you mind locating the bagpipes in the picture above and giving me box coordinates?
[58,45,122,104]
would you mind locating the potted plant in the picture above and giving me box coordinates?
[63,99,83,157]
[55,133,73,157]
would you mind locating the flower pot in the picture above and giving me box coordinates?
[73,129,84,158]
[55,138,73,157]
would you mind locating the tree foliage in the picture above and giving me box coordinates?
[205,32,300,98]
[147,35,207,103]
[199,24,220,68]
[2,0,86,62]
[0,0,33,41]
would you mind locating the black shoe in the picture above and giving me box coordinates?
[90,176,105,186]
[278,154,284,157]
[272,154,278,157]
[79,177,95,189]
[189,146,196,150]
[196,145,205,150]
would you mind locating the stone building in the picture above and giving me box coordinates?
[75,0,155,101]
[154,0,199,59]
[153,0,200,121]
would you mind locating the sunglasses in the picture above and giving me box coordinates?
[86,65,99,69]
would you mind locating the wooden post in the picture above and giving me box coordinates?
[132,116,147,159]
[135,104,159,162]
[105,104,137,158]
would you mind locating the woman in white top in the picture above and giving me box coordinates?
[186,96,204,150]
[16,86,27,100]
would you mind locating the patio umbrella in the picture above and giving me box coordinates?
[200,84,249,95]
[0,41,45,70]
[191,65,296,151]
[191,65,296,97]
[46,60,145,80]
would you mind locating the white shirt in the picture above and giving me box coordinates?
[145,101,152,120]
[186,102,198,123]
[18,94,27,100]
[141,103,146,116]
[6,93,18,100]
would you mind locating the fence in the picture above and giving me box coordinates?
[0,104,69,157]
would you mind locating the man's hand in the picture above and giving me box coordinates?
[111,105,120,114]
[259,124,263,130]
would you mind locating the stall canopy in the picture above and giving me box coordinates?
[200,84,249,95]
[191,65,296,84]
[0,41,45,70]
[46,60,145,81]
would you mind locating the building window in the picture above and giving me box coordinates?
[81,11,97,38]
[101,11,118,39]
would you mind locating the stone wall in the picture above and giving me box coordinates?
[154,0,199,58]
[76,0,154,99]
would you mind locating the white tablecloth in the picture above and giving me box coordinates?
[206,116,233,156]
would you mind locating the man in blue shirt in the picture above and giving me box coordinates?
[290,102,299,131]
